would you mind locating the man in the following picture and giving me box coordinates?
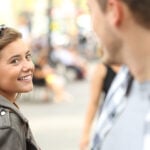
[87,0,150,150]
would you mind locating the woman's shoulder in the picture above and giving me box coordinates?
[0,106,25,129]
[92,62,107,80]
[0,107,11,129]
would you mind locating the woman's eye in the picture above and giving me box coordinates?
[26,54,32,60]
[11,59,19,64]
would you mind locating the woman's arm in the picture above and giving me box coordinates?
[80,63,107,150]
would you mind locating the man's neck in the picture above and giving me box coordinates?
[128,62,150,82]
[122,23,150,82]
[124,42,150,82]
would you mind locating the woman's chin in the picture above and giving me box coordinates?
[21,86,33,93]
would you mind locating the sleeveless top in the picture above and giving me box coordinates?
[102,65,117,96]
[97,65,117,117]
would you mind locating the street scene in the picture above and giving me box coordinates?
[1,0,150,150]
[1,1,150,150]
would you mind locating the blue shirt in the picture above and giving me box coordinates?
[91,66,150,150]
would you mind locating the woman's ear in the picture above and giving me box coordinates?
[106,0,124,27]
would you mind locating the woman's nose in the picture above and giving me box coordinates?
[22,60,35,72]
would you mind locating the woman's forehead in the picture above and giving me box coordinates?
[0,39,28,58]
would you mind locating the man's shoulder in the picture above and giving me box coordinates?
[103,65,132,106]
[114,65,129,82]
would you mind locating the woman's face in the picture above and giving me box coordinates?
[0,38,34,101]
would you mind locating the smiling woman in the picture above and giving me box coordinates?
[0,25,41,150]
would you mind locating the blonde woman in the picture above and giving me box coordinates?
[0,25,41,150]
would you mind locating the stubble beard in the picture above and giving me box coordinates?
[101,39,123,65]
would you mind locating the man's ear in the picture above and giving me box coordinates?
[106,0,123,26]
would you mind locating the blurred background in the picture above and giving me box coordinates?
[0,0,101,149]
[0,0,99,60]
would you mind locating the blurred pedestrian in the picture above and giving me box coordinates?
[51,45,87,80]
[33,52,72,103]
[87,0,150,150]
[80,62,120,150]
[0,25,41,150]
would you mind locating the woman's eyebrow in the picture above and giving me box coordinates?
[7,50,31,62]
[26,50,31,54]
[8,55,20,61]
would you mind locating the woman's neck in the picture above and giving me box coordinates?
[0,92,17,103]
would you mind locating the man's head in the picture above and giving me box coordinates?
[97,0,150,29]
[88,0,125,65]
[88,0,150,65]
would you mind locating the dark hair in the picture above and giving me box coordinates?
[0,25,22,51]
[97,0,150,29]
